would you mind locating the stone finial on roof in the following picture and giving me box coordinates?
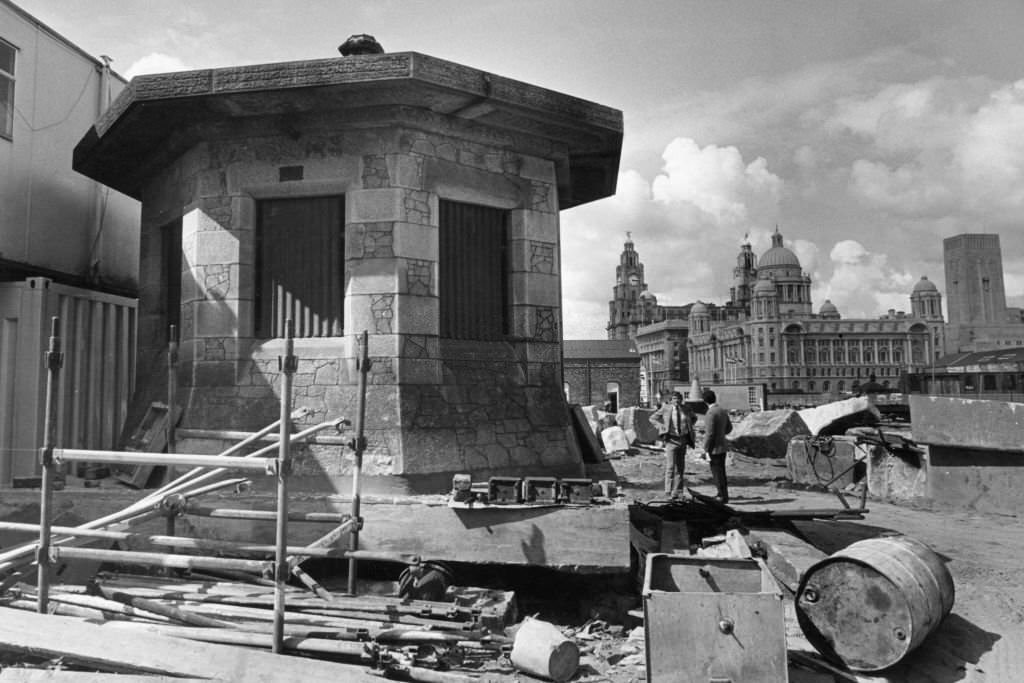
[338,34,385,56]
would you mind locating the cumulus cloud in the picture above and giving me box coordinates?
[561,140,785,338]
[651,138,782,224]
[836,76,1024,228]
[124,53,192,80]
[812,240,916,318]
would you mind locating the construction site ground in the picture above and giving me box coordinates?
[582,447,1024,683]
[2,442,1023,682]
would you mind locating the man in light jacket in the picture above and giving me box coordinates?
[702,388,733,503]
[648,391,695,498]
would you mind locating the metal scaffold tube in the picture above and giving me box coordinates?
[36,317,62,613]
[272,319,296,654]
[348,330,372,596]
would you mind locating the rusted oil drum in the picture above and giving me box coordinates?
[795,534,954,672]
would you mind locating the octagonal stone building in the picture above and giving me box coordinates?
[73,46,622,485]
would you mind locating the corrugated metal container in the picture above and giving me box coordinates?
[642,554,788,683]
[0,278,136,485]
[796,534,955,672]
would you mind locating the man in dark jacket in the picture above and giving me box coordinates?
[649,391,695,498]
[702,388,733,503]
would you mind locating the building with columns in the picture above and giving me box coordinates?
[688,229,946,402]
[72,41,622,482]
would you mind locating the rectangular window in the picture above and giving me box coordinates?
[255,196,345,338]
[0,39,15,139]
[439,200,508,340]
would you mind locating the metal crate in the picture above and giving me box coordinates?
[642,554,787,683]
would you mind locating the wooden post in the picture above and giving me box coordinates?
[273,320,296,653]
[347,330,371,596]
[36,317,62,613]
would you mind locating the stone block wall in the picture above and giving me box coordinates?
[133,109,581,478]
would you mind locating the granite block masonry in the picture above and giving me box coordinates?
[73,45,622,481]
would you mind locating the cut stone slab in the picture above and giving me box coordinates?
[786,435,867,488]
[797,397,880,437]
[617,407,659,443]
[601,425,630,453]
[727,410,810,459]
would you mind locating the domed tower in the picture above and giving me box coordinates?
[819,299,841,320]
[730,237,758,310]
[752,277,778,320]
[910,276,943,321]
[607,233,649,340]
[756,228,812,316]
[689,301,711,334]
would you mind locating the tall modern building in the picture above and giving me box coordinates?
[943,233,1024,351]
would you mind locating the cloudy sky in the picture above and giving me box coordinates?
[19,0,1024,338]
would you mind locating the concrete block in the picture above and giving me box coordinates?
[192,299,246,337]
[346,258,401,295]
[348,188,406,223]
[601,425,630,453]
[797,396,880,436]
[517,154,557,184]
[727,409,810,459]
[392,222,438,260]
[866,439,927,502]
[193,229,242,265]
[617,407,659,443]
[786,435,865,488]
[510,271,559,307]
[910,395,1024,452]
[508,209,558,242]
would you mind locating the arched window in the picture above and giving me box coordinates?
[818,348,829,363]
[879,347,888,363]
[863,348,873,363]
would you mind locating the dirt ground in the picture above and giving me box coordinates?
[563,447,1024,683]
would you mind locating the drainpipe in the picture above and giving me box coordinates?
[88,56,113,283]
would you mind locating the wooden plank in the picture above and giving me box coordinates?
[0,606,380,682]
[0,671,208,682]
[181,498,632,572]
[116,402,173,488]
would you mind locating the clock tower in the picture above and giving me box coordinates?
[607,233,652,340]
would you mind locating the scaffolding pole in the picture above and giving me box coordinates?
[272,320,296,653]
[347,330,371,596]
[36,317,62,613]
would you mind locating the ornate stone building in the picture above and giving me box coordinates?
[687,230,946,400]
[72,44,622,481]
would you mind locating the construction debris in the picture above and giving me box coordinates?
[727,409,810,459]
[797,396,881,437]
